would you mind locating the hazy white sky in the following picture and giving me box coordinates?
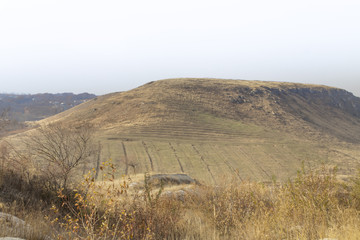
[1,0,360,96]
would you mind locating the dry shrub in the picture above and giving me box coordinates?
[273,166,340,239]
[193,179,274,236]
[4,147,360,240]
[50,164,360,240]
[183,166,360,240]
[129,173,183,239]
[350,169,360,210]
[0,142,53,239]
[0,141,56,206]
[0,144,57,240]
[51,163,183,240]
[50,161,133,239]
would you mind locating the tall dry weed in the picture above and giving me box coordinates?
[3,149,360,240]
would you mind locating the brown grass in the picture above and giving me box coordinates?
[35,164,360,239]
[2,156,360,239]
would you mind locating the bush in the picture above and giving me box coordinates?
[50,162,183,239]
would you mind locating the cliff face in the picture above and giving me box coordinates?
[232,85,360,143]
[231,85,360,116]
[281,87,360,117]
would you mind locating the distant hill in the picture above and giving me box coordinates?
[21,79,360,182]
[0,92,96,122]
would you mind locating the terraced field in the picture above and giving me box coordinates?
[96,135,360,183]
[93,113,360,183]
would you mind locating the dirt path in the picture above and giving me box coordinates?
[169,142,184,173]
[142,141,154,171]
[191,144,216,183]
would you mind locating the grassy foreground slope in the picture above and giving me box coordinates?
[36,78,360,182]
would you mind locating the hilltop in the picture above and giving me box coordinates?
[23,79,360,182]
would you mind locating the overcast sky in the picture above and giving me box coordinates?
[0,0,360,96]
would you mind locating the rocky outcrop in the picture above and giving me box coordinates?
[231,85,360,117]
[0,213,32,239]
[148,174,199,186]
[286,87,360,117]
[227,84,360,143]
[0,238,26,240]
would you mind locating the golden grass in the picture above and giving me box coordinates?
[2,156,360,239]
[31,164,358,239]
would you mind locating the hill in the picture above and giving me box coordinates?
[29,79,360,182]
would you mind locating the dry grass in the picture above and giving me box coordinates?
[38,164,360,239]
[0,168,53,239]
[2,156,360,239]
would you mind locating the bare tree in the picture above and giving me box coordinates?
[128,161,138,175]
[1,141,33,181]
[27,123,96,190]
[0,107,24,137]
[0,108,10,135]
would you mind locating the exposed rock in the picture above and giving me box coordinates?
[0,238,26,240]
[0,212,29,230]
[129,182,141,188]
[162,189,186,201]
[231,95,249,104]
[148,174,198,186]
[287,87,360,117]
[0,212,30,239]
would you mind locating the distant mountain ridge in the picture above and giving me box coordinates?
[0,92,96,121]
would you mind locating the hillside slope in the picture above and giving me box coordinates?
[34,79,360,182]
